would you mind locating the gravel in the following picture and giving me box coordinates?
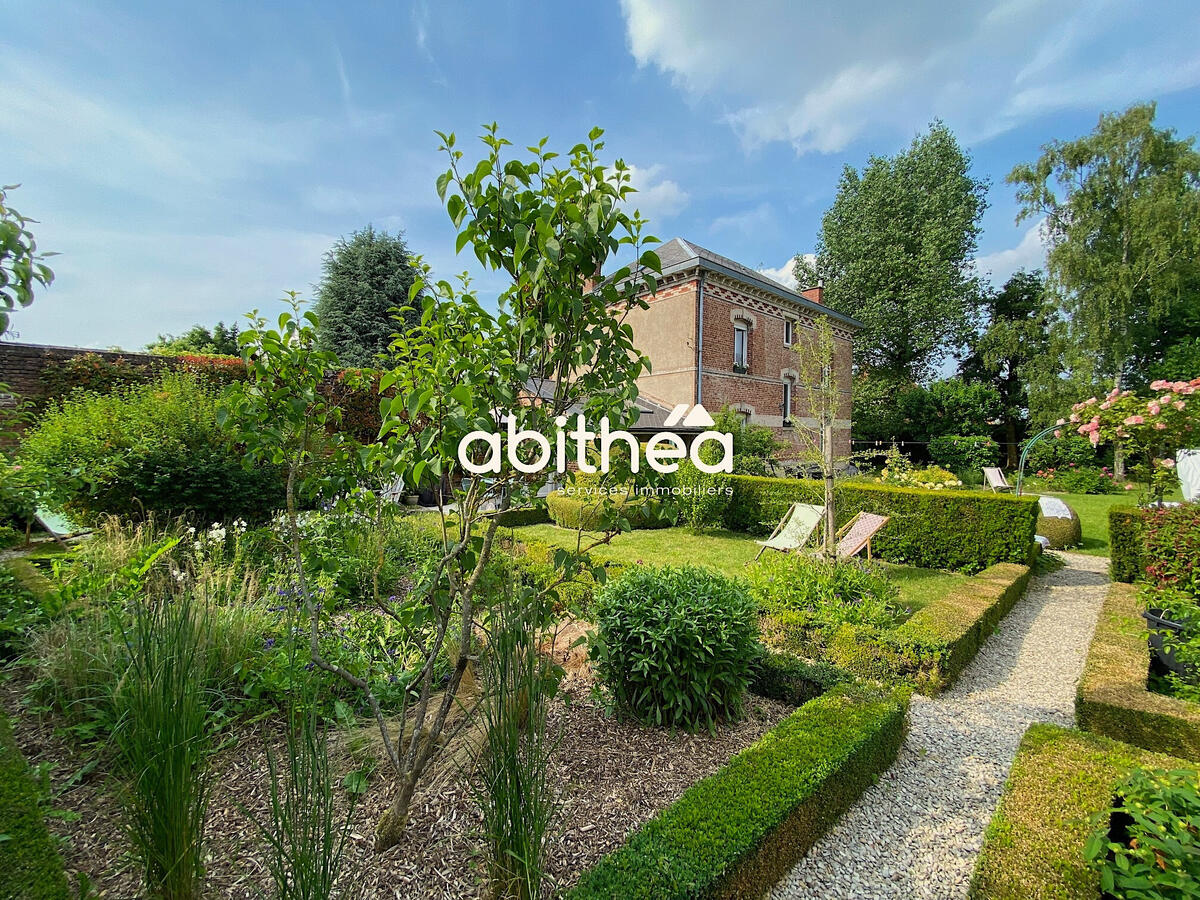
[771,552,1111,900]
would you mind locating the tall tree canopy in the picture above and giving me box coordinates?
[959,270,1051,465]
[1008,102,1200,388]
[796,122,987,382]
[146,321,240,356]
[314,226,422,367]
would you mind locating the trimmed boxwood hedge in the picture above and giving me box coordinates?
[970,723,1192,900]
[0,712,70,900]
[1108,505,1147,583]
[493,503,551,528]
[767,562,1032,695]
[1076,581,1200,759]
[748,650,851,706]
[568,683,908,900]
[721,475,1038,573]
[545,490,670,530]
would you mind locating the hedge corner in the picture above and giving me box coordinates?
[1076,581,1200,759]
[1107,505,1146,583]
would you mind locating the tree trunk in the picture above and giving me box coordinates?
[1113,371,1126,477]
[375,776,417,852]
[1005,417,1018,469]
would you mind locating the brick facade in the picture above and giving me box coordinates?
[622,252,857,459]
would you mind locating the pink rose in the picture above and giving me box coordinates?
[1089,431,1100,446]
[1056,418,1066,426]
[1155,422,1168,430]
[1070,413,1081,423]
[1100,401,1112,410]
[1148,403,1161,415]
[1053,429,1062,438]
[1175,400,1186,411]
[1160,458,1176,469]
[1151,379,1170,390]
[1124,483,1134,490]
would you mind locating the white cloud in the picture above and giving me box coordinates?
[977,220,1047,285]
[625,164,690,222]
[619,0,1200,154]
[710,202,775,237]
[757,253,815,290]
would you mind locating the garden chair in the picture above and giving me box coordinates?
[753,503,825,560]
[33,506,87,547]
[982,467,1013,493]
[830,511,890,561]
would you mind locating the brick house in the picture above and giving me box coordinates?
[615,238,861,458]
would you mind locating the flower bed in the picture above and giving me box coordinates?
[1075,582,1200,759]
[970,723,1194,900]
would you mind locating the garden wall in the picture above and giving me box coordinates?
[711,474,1038,573]
[568,683,907,900]
[1075,582,1200,759]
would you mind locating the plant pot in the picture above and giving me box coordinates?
[402,494,419,507]
[1143,608,1189,677]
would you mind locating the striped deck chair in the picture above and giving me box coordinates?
[982,467,1013,493]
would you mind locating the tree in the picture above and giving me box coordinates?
[959,270,1051,466]
[146,321,240,356]
[796,122,987,381]
[314,226,423,367]
[0,184,55,336]
[1008,103,1200,389]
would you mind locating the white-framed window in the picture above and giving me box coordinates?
[733,324,749,370]
[782,381,792,424]
[783,319,795,346]
[737,409,751,427]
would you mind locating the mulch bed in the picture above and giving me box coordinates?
[2,658,793,899]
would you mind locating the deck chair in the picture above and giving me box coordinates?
[831,512,890,560]
[982,467,1013,493]
[33,506,88,547]
[754,503,824,560]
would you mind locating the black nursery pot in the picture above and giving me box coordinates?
[1100,795,1135,900]
[1143,608,1190,677]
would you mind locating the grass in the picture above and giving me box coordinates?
[1028,485,1184,557]
[509,524,975,614]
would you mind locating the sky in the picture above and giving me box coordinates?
[3,0,1200,350]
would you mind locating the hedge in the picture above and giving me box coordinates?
[721,474,1038,573]
[568,683,908,899]
[493,503,551,528]
[0,712,71,900]
[1076,581,1200,759]
[545,490,671,531]
[748,650,851,706]
[1108,505,1147,583]
[970,723,1192,900]
[767,562,1032,695]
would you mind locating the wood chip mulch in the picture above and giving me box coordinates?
[1,654,793,899]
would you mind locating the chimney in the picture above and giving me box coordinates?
[582,262,603,294]
[800,285,823,305]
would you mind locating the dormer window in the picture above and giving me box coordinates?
[733,324,749,372]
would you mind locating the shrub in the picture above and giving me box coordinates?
[1142,503,1200,595]
[748,554,901,636]
[589,565,758,731]
[928,434,999,474]
[1036,465,1120,494]
[21,373,286,523]
[1024,434,1102,472]
[673,460,729,529]
[1109,506,1147,583]
[1076,582,1200,759]
[724,474,1038,573]
[545,490,672,530]
[568,684,908,900]
[0,712,71,900]
[1084,767,1200,898]
[875,448,962,489]
[748,649,850,706]
[1036,501,1082,549]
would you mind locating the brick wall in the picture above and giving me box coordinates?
[0,342,173,405]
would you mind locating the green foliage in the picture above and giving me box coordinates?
[875,447,963,490]
[1037,465,1121,494]
[748,554,901,633]
[590,565,758,732]
[797,122,986,381]
[747,649,850,706]
[1143,504,1200,595]
[0,561,45,658]
[1076,583,1200,760]
[545,490,670,531]
[568,684,908,900]
[710,406,783,475]
[147,322,240,356]
[113,593,213,900]
[314,226,423,367]
[1009,102,1200,384]
[971,723,1189,900]
[723,473,1037,573]
[1085,767,1200,899]
[21,372,286,523]
[1025,433,1104,471]
[929,435,1000,474]
[0,184,55,336]
[851,376,1002,445]
[0,711,71,900]
[1110,506,1148,583]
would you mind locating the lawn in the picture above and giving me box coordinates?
[1029,486,1182,556]
[511,523,975,614]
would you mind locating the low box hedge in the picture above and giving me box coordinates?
[546,490,671,531]
[493,503,551,528]
[748,649,851,706]
[768,562,1032,695]
[1076,581,1200,759]
[1108,505,1146,583]
[568,683,908,899]
[722,474,1038,573]
[970,723,1192,900]
[0,712,71,900]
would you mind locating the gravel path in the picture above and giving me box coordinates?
[771,552,1110,900]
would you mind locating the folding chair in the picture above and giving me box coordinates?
[753,503,825,560]
[831,511,890,560]
[982,467,1014,493]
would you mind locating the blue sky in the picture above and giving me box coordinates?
[3,0,1200,350]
